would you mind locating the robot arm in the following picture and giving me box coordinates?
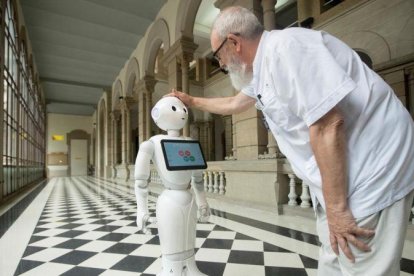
[191,170,211,222]
[134,140,156,234]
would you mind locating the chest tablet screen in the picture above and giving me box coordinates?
[160,139,207,171]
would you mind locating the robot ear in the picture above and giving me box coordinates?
[151,107,160,120]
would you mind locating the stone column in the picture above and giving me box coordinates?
[123,97,135,164]
[262,0,282,159]
[160,36,197,112]
[137,90,145,145]
[120,102,131,181]
[121,104,127,165]
[145,90,152,140]
[297,0,318,24]
[214,0,263,23]
[261,0,277,31]
[137,76,157,140]
[180,51,194,137]
[110,111,120,178]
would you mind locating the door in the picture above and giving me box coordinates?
[70,139,88,176]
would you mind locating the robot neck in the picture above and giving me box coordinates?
[167,129,181,137]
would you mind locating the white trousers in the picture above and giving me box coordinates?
[316,189,414,276]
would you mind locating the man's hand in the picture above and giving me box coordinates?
[327,207,375,263]
[165,89,194,107]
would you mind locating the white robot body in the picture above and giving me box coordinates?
[157,189,197,255]
[134,97,210,276]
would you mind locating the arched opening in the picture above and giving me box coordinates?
[356,50,373,69]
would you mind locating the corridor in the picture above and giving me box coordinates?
[0,177,413,276]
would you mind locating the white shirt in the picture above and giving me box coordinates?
[242,29,414,218]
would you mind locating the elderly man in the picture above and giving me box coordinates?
[170,6,414,276]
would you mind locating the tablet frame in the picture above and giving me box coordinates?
[160,139,207,171]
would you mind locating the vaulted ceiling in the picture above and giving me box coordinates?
[20,0,167,116]
[20,0,294,116]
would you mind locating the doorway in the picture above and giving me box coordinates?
[70,139,88,176]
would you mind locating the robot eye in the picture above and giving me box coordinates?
[172,106,177,111]
[183,108,187,113]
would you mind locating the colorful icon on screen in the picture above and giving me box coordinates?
[177,149,196,162]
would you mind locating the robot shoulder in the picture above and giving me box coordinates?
[139,140,155,154]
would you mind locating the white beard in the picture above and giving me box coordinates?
[227,55,253,91]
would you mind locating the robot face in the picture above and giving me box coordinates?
[151,97,188,131]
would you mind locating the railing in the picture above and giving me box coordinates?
[287,174,311,208]
[148,161,413,224]
[150,168,162,184]
[203,170,226,195]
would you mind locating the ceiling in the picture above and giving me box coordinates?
[20,0,167,116]
[21,0,295,116]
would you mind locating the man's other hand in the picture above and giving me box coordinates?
[327,207,375,263]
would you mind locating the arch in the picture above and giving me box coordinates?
[355,50,373,69]
[396,13,414,58]
[112,79,123,110]
[97,97,107,178]
[175,0,202,39]
[339,31,391,66]
[143,18,170,76]
[124,58,140,97]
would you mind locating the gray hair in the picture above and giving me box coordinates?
[212,6,264,41]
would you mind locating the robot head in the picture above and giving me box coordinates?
[151,97,188,131]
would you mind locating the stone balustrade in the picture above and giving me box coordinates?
[287,174,311,208]
[150,168,162,184]
[148,167,226,195]
[203,170,226,195]
[144,160,413,225]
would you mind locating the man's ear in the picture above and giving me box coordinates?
[228,33,241,52]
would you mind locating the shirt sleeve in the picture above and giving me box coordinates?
[241,82,256,98]
[273,33,356,127]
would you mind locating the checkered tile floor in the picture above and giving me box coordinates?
[11,177,319,276]
[5,176,414,275]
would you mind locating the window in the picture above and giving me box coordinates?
[2,0,45,197]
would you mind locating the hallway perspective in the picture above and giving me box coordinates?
[0,177,413,276]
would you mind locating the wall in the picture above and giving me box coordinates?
[47,114,93,177]
[314,0,413,65]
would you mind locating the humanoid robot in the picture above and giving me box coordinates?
[134,96,210,276]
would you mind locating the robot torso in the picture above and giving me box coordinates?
[149,134,193,190]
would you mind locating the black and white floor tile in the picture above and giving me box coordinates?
[0,176,413,276]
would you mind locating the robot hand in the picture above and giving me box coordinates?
[198,205,211,223]
[136,212,157,235]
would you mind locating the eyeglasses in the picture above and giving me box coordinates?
[212,33,240,74]
[212,37,229,63]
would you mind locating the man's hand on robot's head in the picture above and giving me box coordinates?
[165,88,192,108]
